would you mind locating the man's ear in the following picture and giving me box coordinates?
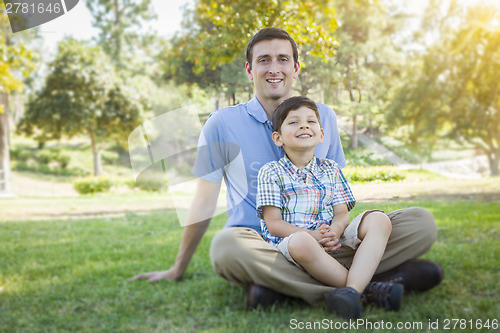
[293,60,301,79]
[245,62,253,81]
[272,131,284,147]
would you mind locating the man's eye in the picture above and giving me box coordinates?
[259,58,268,63]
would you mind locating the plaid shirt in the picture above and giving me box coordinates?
[256,155,356,248]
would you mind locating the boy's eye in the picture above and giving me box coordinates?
[288,121,297,124]
[308,120,317,123]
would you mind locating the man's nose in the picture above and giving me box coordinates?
[269,60,280,74]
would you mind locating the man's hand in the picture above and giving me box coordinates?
[129,267,182,283]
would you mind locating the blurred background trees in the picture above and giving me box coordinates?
[1,0,499,180]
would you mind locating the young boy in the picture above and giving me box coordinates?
[256,96,404,319]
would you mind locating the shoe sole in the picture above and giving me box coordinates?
[325,291,363,319]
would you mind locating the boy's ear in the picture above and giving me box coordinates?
[319,128,324,143]
[272,131,284,147]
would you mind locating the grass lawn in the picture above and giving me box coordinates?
[0,199,499,332]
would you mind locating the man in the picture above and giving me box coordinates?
[131,27,443,308]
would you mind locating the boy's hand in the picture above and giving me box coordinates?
[318,223,343,254]
[309,223,330,241]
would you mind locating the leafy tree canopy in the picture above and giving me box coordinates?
[20,39,149,175]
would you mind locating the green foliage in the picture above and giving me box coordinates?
[0,5,36,109]
[388,3,500,175]
[20,39,149,176]
[343,147,390,167]
[161,0,338,96]
[101,151,119,165]
[344,166,406,183]
[10,147,82,176]
[85,0,156,68]
[13,161,85,177]
[73,176,113,195]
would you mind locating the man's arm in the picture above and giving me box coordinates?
[130,178,222,282]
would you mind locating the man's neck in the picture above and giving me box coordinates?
[285,149,315,169]
[256,95,290,121]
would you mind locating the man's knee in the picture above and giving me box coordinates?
[210,228,240,267]
[409,207,437,243]
[393,207,437,250]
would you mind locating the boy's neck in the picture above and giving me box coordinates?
[284,149,315,169]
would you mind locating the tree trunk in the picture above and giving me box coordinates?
[89,131,102,176]
[351,114,358,149]
[0,93,11,194]
[488,152,499,176]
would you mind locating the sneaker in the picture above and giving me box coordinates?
[246,284,289,310]
[324,287,363,319]
[362,281,404,311]
[371,259,444,292]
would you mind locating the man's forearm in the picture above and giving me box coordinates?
[174,219,211,276]
[172,179,221,276]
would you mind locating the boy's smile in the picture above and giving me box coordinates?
[272,106,324,153]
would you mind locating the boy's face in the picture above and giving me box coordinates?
[272,106,324,152]
[245,39,300,105]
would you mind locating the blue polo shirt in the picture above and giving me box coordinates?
[193,97,346,232]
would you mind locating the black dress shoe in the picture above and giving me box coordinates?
[371,259,444,292]
[246,284,289,310]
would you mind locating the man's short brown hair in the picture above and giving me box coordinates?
[272,96,321,132]
[246,27,299,69]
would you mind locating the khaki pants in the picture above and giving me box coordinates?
[209,207,437,305]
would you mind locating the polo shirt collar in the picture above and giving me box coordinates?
[247,97,270,124]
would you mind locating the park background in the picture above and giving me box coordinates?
[0,0,499,332]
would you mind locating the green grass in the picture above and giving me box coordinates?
[1,200,499,332]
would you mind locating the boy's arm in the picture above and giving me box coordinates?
[262,206,325,241]
[329,203,350,241]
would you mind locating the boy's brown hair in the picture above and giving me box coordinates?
[272,96,321,132]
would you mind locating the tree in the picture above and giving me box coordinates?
[162,0,338,100]
[388,1,500,175]
[20,39,149,176]
[443,6,500,175]
[85,0,156,70]
[1,4,35,194]
[328,0,406,148]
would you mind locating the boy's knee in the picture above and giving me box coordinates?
[360,211,392,237]
[288,231,318,260]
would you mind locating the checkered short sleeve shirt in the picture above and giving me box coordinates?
[256,155,356,247]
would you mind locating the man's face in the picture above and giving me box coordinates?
[246,39,300,104]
